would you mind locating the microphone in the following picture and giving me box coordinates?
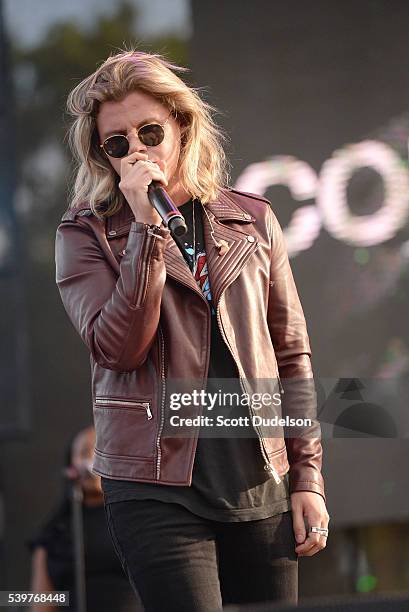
[147,181,187,236]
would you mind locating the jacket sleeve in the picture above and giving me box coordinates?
[266,205,326,501]
[55,217,170,372]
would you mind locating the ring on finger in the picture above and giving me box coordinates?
[309,526,328,537]
[128,159,151,166]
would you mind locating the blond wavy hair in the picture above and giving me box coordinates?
[66,49,231,218]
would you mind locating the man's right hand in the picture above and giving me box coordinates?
[119,151,168,226]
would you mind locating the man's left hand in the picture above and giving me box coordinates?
[290,491,330,556]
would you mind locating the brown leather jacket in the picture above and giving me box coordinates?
[55,187,325,501]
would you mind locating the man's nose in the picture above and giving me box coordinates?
[127,130,148,154]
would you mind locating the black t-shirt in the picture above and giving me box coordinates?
[27,500,141,612]
[102,198,291,521]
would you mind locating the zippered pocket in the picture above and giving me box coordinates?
[93,397,156,459]
[95,397,152,419]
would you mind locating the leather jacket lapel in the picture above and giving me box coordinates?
[202,206,258,310]
[163,238,203,297]
[163,189,257,309]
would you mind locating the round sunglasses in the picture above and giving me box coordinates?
[99,111,172,158]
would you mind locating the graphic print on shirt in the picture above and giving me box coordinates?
[183,244,215,315]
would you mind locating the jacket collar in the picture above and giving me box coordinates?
[205,188,255,223]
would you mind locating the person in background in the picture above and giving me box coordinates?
[27,426,143,612]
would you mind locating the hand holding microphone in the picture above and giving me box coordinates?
[118,152,186,235]
[119,152,164,225]
[147,181,187,236]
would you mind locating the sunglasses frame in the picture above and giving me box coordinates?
[99,110,173,158]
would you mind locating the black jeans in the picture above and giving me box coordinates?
[104,499,298,612]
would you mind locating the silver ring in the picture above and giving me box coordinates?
[309,526,328,537]
[130,159,153,166]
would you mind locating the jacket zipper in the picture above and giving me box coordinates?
[216,294,282,484]
[132,230,157,308]
[154,283,211,481]
[94,397,152,419]
[155,324,166,479]
[276,369,285,395]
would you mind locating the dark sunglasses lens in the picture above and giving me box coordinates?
[104,135,129,158]
[138,124,165,147]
